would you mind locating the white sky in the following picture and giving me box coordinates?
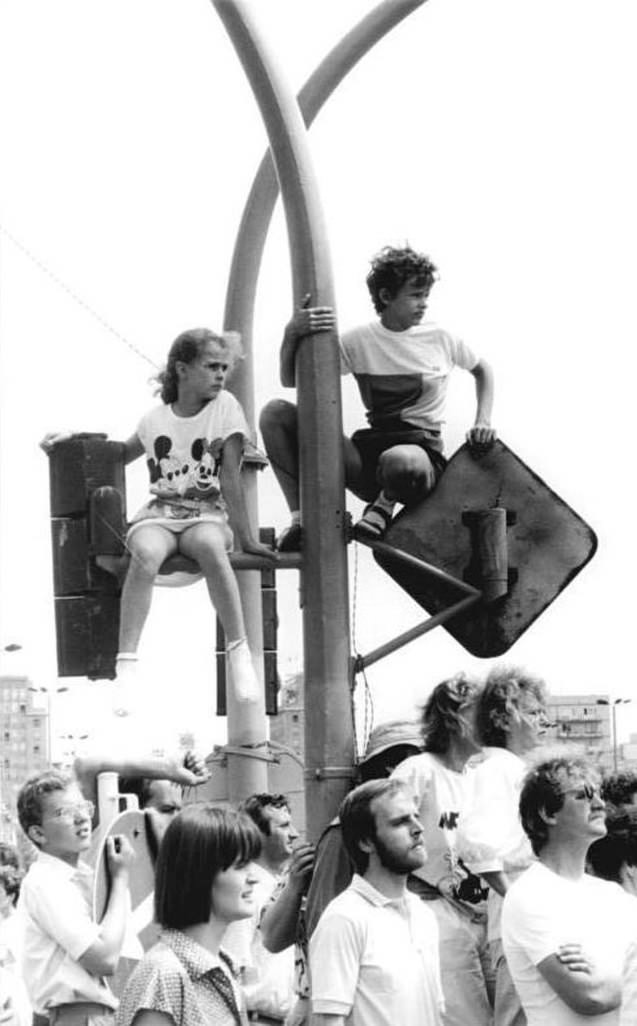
[1,0,636,755]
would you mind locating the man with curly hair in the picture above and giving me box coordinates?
[260,245,495,549]
[502,756,637,1026]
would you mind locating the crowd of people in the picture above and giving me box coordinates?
[2,668,637,1026]
[22,244,631,1025]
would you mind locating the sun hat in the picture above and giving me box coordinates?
[360,720,422,764]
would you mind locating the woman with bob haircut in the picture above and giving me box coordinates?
[391,673,495,1026]
[116,804,261,1026]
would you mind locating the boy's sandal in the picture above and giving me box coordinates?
[354,503,393,540]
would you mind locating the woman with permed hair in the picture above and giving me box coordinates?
[391,673,495,1026]
[116,804,261,1026]
[42,327,277,719]
[457,665,549,1026]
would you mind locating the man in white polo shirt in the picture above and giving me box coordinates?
[309,777,443,1026]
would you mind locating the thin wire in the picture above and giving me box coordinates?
[0,221,159,370]
[350,539,374,761]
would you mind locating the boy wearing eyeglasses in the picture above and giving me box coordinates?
[16,770,134,1026]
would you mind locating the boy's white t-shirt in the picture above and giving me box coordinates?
[339,320,478,432]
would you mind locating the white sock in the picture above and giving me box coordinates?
[226,638,259,704]
[374,491,395,514]
[113,653,139,716]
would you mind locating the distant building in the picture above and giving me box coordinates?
[0,674,50,843]
[270,673,304,760]
[619,733,637,768]
[269,673,305,834]
[545,693,612,768]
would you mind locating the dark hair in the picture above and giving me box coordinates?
[366,246,438,314]
[360,745,421,783]
[154,804,261,929]
[118,776,171,810]
[0,842,20,870]
[17,770,72,841]
[240,793,290,836]
[519,756,591,855]
[421,673,479,754]
[339,778,406,875]
[588,806,637,883]
[601,771,637,809]
[0,865,22,906]
[155,328,243,404]
[476,665,547,747]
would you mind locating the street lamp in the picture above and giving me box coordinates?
[57,733,89,768]
[27,685,70,761]
[596,697,632,772]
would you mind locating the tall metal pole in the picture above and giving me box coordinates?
[224,0,426,335]
[213,0,353,835]
[220,0,425,809]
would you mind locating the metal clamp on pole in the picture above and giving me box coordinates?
[221,744,279,764]
[305,766,356,782]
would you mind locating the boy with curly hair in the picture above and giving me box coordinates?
[260,245,495,548]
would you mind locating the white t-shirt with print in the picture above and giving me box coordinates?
[456,746,534,941]
[339,320,478,432]
[391,752,488,912]
[135,392,249,505]
[502,861,637,1026]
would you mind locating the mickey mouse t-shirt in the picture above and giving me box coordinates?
[134,392,249,516]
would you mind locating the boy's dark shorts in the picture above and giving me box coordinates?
[350,421,447,503]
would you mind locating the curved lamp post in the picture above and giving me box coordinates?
[213,0,426,830]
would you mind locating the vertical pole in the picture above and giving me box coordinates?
[613,701,618,773]
[220,0,426,821]
[213,0,354,835]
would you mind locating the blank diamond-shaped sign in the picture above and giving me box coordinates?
[374,439,597,657]
[93,809,159,996]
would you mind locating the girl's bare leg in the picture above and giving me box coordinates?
[119,524,179,652]
[179,521,258,702]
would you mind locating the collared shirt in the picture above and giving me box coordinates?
[310,873,444,1026]
[116,929,246,1026]
[224,863,295,1021]
[17,852,116,1015]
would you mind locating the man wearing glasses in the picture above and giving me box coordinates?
[502,757,637,1026]
[16,770,134,1025]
